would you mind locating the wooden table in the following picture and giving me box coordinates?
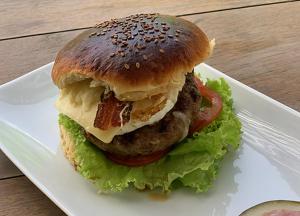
[0,1,299,215]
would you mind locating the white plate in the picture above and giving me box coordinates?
[1,63,300,216]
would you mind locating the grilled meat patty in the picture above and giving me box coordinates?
[85,73,201,156]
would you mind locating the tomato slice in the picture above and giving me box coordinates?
[105,148,170,167]
[189,76,223,134]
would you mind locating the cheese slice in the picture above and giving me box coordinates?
[56,80,180,143]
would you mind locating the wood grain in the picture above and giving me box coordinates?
[0,176,66,216]
[0,30,81,84]
[0,0,290,39]
[190,2,300,111]
[0,152,22,179]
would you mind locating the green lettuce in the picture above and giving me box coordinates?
[59,78,242,193]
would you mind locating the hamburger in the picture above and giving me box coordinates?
[52,13,242,192]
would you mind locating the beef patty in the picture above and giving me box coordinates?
[85,73,201,156]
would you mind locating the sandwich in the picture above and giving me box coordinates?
[52,13,242,193]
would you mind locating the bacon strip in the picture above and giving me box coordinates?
[94,92,131,130]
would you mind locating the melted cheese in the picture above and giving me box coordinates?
[56,80,180,143]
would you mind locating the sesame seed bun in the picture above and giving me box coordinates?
[51,14,212,100]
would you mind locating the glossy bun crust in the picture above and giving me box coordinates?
[52,14,211,100]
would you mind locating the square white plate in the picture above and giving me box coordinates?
[1,63,300,216]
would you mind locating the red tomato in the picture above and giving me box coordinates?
[105,148,170,167]
[189,76,223,134]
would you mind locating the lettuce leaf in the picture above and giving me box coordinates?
[59,77,242,193]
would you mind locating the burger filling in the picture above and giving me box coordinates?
[56,73,182,144]
[86,73,201,156]
[56,72,199,153]
[56,71,224,166]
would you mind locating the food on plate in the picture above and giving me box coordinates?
[52,13,242,192]
[240,200,300,216]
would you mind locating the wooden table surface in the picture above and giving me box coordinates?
[0,0,299,215]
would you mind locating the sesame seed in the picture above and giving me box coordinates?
[159,49,165,53]
[161,39,165,43]
[161,22,166,25]
[121,52,125,57]
[159,35,164,39]
[176,30,182,33]
[143,55,148,60]
[136,62,140,68]
[175,33,179,37]
[174,38,179,42]
[154,39,158,43]
[124,64,130,69]
[168,35,174,38]
[110,53,115,57]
